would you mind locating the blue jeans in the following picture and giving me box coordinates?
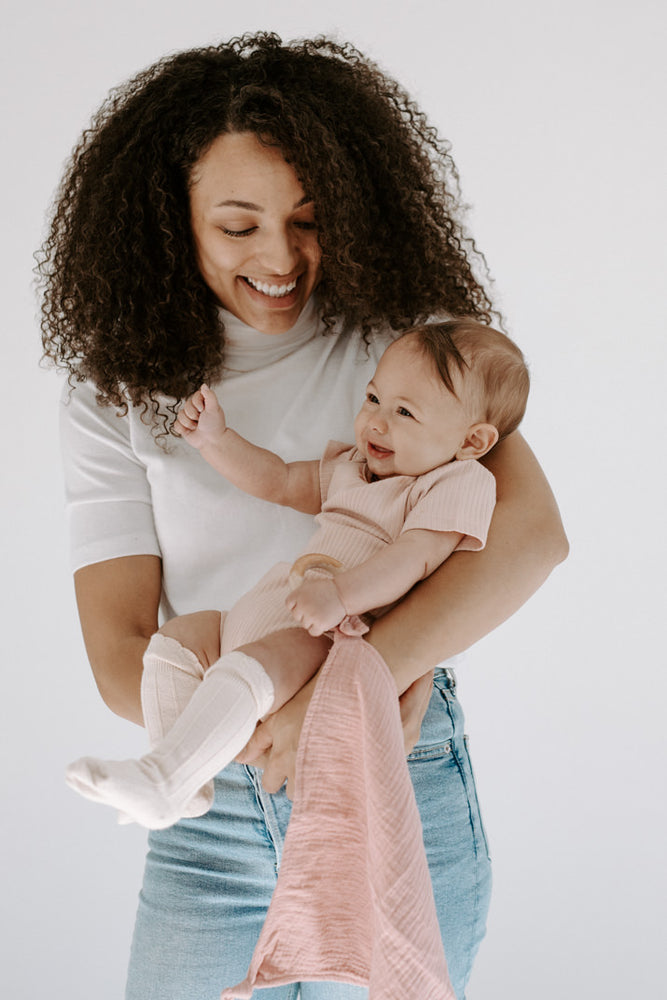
[125,670,491,1000]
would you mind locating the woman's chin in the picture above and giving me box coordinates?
[232,283,310,335]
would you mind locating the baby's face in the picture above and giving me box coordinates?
[353,335,475,479]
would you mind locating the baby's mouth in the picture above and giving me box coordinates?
[367,442,393,458]
[242,276,299,298]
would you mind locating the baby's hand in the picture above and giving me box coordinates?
[286,578,347,637]
[175,385,227,449]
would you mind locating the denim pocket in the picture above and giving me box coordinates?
[406,673,459,761]
[407,737,453,762]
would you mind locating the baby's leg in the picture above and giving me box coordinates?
[66,629,330,829]
[138,611,223,819]
[143,612,222,738]
[158,610,224,673]
[235,628,332,711]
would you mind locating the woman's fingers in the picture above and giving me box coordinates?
[235,722,273,764]
[261,751,292,796]
[242,675,318,798]
[235,721,293,796]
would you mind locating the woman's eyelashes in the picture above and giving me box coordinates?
[219,221,317,239]
[220,226,257,238]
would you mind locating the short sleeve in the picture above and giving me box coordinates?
[60,381,161,572]
[318,440,357,504]
[402,460,496,552]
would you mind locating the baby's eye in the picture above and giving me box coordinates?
[366,392,380,405]
[398,406,413,418]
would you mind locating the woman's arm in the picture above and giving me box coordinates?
[243,433,566,789]
[367,432,568,691]
[73,554,162,726]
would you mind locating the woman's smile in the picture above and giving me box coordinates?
[239,273,304,311]
[242,275,299,299]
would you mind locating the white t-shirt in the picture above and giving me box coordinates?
[60,297,394,622]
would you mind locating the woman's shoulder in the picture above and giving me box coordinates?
[59,377,128,443]
[59,377,170,466]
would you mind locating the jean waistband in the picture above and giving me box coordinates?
[433,665,457,690]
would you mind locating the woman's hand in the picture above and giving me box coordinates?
[236,675,319,799]
[236,667,433,798]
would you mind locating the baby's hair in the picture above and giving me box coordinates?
[409,319,530,440]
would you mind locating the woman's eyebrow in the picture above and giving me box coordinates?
[215,199,262,210]
[214,196,314,210]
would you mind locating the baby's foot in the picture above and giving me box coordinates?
[116,780,214,825]
[65,756,196,830]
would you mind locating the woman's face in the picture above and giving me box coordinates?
[189,132,322,335]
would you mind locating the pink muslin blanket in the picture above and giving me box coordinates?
[221,633,455,1000]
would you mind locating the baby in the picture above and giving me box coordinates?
[66,319,529,828]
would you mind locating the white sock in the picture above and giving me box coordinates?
[134,633,212,821]
[141,633,205,738]
[66,651,275,829]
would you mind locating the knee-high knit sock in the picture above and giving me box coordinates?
[137,632,212,820]
[65,651,275,829]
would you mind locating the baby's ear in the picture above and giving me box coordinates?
[455,423,499,461]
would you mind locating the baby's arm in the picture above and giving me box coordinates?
[176,385,321,515]
[286,529,463,636]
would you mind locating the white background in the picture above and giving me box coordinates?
[2,1,665,997]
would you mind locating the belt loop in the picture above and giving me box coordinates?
[444,667,457,692]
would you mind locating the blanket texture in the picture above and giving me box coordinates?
[221,633,455,1000]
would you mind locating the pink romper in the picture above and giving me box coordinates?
[221,441,496,653]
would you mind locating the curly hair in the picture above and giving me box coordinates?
[38,32,498,436]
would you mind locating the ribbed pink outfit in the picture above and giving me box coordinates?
[219,444,494,999]
[221,441,495,652]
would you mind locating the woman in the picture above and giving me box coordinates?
[40,33,567,1000]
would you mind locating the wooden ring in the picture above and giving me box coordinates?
[288,553,344,590]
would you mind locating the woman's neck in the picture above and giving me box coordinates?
[220,296,322,374]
